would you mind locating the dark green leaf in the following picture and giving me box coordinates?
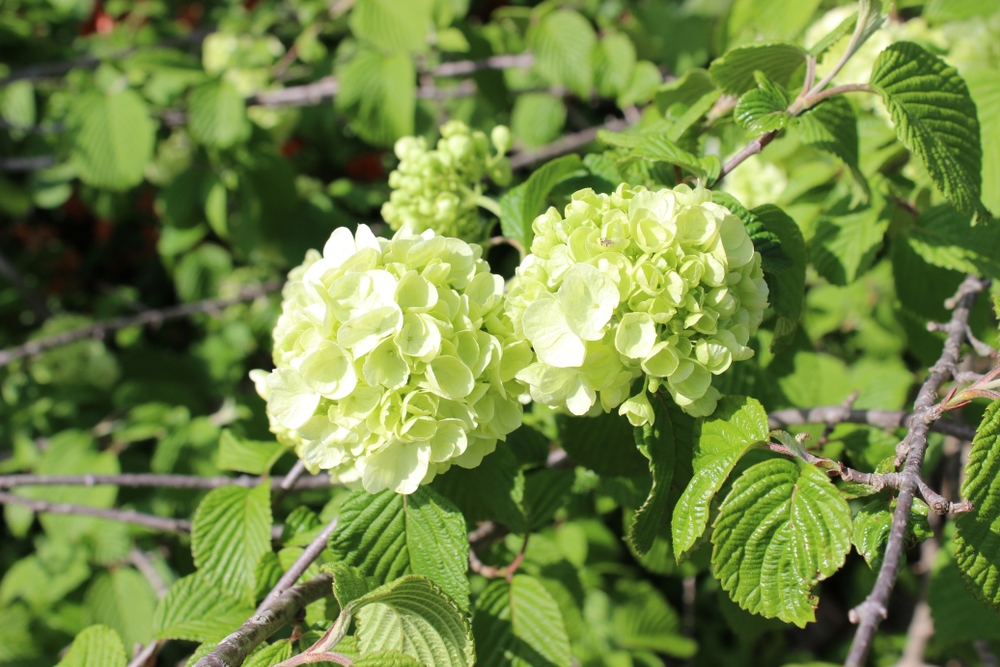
[499,155,585,251]
[473,575,571,667]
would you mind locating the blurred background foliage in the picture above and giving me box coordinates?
[2,0,1000,666]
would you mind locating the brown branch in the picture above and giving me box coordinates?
[126,640,166,667]
[845,275,988,667]
[0,472,334,491]
[0,281,282,368]
[259,515,338,610]
[0,490,192,534]
[713,131,778,186]
[0,155,58,172]
[509,117,630,170]
[767,407,977,442]
[193,574,333,667]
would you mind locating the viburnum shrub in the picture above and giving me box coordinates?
[251,224,529,494]
[380,120,512,241]
[505,183,769,421]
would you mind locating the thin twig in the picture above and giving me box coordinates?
[767,407,977,442]
[126,640,165,667]
[0,155,57,172]
[804,83,876,107]
[272,460,309,509]
[509,117,630,170]
[193,574,333,667]
[131,548,169,597]
[713,131,778,186]
[0,472,334,491]
[259,516,338,610]
[0,490,192,534]
[845,275,988,667]
[0,281,282,368]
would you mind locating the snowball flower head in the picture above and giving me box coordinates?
[506,183,769,422]
[251,224,530,494]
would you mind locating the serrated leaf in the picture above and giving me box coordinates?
[734,72,790,137]
[329,562,372,609]
[792,96,868,199]
[85,568,157,657]
[709,43,805,96]
[244,640,294,667]
[354,651,426,667]
[673,396,771,561]
[191,484,272,604]
[626,134,720,183]
[432,447,527,531]
[966,69,1000,216]
[336,48,415,147]
[810,206,887,286]
[712,459,852,627]
[529,10,596,98]
[655,69,717,115]
[954,399,1000,611]
[330,487,470,610]
[499,154,584,251]
[69,88,155,191]
[753,204,806,350]
[511,93,566,149]
[928,543,1000,646]
[870,41,987,220]
[349,0,432,53]
[56,625,127,667]
[153,573,255,642]
[217,429,286,475]
[629,395,682,556]
[711,192,791,273]
[355,577,474,667]
[851,499,931,571]
[473,574,571,667]
[612,580,697,657]
[809,12,857,59]
[188,79,250,149]
[904,204,1000,280]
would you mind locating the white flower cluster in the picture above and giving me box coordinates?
[251,225,530,495]
[505,183,769,422]
[381,120,512,242]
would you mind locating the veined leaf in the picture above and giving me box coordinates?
[727,0,823,43]
[870,41,986,220]
[432,446,527,531]
[349,0,432,53]
[954,399,1000,611]
[511,93,567,149]
[594,32,637,99]
[153,573,255,642]
[529,10,596,98]
[188,79,250,149]
[655,69,717,116]
[84,568,157,657]
[191,484,272,604]
[626,134,721,183]
[793,96,868,199]
[734,72,790,137]
[928,543,1000,645]
[336,48,415,147]
[69,88,155,191]
[612,580,697,657]
[56,625,127,667]
[711,459,852,627]
[673,396,771,561]
[217,430,286,476]
[629,395,682,556]
[473,574,571,667]
[851,499,931,571]
[810,206,887,286]
[244,641,293,667]
[966,69,1000,216]
[904,204,1000,280]
[708,43,805,95]
[499,155,584,252]
[752,205,807,351]
[330,487,470,610]
[711,192,790,273]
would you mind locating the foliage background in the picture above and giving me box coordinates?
[2,0,1000,666]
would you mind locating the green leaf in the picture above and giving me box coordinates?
[629,395,682,556]
[191,484,272,604]
[244,641,293,667]
[966,69,1000,216]
[529,10,596,98]
[188,79,251,149]
[432,447,527,531]
[708,43,805,96]
[954,399,1000,611]
[560,411,649,478]
[655,69,717,115]
[626,134,721,183]
[354,652,426,667]
[792,96,868,198]
[56,625,127,667]
[810,206,887,286]
[612,580,697,657]
[69,88,155,191]
[711,192,790,273]
[511,93,566,149]
[0,80,36,129]
[349,0,432,53]
[85,568,157,657]
[355,577,474,667]
[473,574,572,667]
[734,72,790,137]
[843,0,888,66]
[726,0,823,43]
[217,430,286,476]
[928,543,1000,646]
[499,154,584,251]
[330,487,470,610]
[618,60,663,109]
[712,459,852,627]
[593,32,636,99]
[153,573,255,642]
[851,499,931,571]
[808,12,857,59]
[523,468,575,530]
[336,48,415,147]
[753,204,807,350]
[673,396,770,561]
[904,204,1000,280]
[869,41,987,220]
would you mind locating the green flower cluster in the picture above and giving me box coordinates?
[505,183,769,422]
[251,224,530,494]
[381,120,512,242]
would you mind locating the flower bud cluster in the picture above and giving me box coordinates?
[505,183,769,422]
[381,120,512,242]
[251,224,530,495]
